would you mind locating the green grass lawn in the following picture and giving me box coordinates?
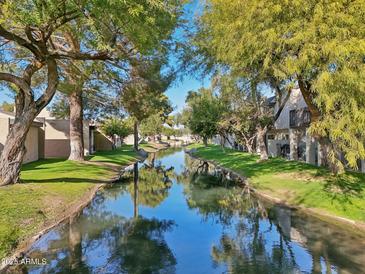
[0,146,139,258]
[140,142,169,153]
[190,144,365,223]
[88,145,142,165]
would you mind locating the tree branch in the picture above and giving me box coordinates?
[36,58,59,110]
[273,88,291,122]
[51,50,111,61]
[0,25,42,60]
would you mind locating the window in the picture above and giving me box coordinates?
[289,110,296,127]
[290,108,311,128]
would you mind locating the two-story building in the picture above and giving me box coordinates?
[267,88,365,173]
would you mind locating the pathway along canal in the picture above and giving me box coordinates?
[12,148,365,273]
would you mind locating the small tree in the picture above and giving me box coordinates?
[0,101,14,113]
[186,88,224,146]
[140,113,165,142]
[100,118,133,149]
[162,126,177,140]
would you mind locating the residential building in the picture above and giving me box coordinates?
[0,110,44,163]
[267,88,365,173]
[37,109,94,158]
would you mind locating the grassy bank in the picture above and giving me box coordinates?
[140,142,170,153]
[189,144,365,223]
[0,145,140,258]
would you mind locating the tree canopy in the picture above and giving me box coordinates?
[193,0,365,172]
[184,88,225,145]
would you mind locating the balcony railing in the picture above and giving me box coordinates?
[289,108,311,128]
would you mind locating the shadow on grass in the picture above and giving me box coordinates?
[21,158,68,171]
[197,146,328,178]
[323,173,365,203]
[20,177,107,184]
[198,145,365,204]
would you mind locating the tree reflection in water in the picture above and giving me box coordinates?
[22,162,177,274]
[123,161,174,212]
[184,156,365,274]
[12,149,365,274]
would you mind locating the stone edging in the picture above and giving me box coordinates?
[186,149,365,234]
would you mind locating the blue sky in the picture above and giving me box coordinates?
[166,76,209,113]
[166,0,209,113]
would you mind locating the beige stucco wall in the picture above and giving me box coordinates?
[124,134,135,145]
[0,118,10,152]
[23,126,39,164]
[94,131,113,151]
[0,118,41,164]
[44,119,90,158]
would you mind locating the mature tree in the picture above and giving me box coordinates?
[100,117,133,149]
[185,88,224,146]
[121,58,174,150]
[0,0,182,185]
[214,73,290,160]
[195,0,365,173]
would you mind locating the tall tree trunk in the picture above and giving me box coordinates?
[134,121,139,151]
[68,89,84,161]
[0,109,37,186]
[203,136,208,146]
[245,142,254,154]
[243,135,255,154]
[257,126,268,161]
[318,136,343,174]
[220,134,225,151]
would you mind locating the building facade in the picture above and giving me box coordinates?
[0,111,44,164]
[267,88,365,173]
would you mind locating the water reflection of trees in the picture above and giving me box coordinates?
[25,192,177,274]
[211,205,365,274]
[122,162,174,210]
[211,214,301,274]
[184,154,365,274]
[181,155,262,226]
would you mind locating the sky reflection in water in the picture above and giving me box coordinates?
[20,148,365,274]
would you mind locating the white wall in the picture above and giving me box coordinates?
[274,88,308,130]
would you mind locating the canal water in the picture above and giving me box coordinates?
[18,148,365,273]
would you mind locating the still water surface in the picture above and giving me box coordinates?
[21,149,365,273]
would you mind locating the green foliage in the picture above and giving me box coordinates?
[100,117,133,143]
[121,57,173,123]
[185,88,225,142]
[0,101,14,113]
[48,94,69,119]
[195,0,365,171]
[1,0,182,53]
[162,126,177,138]
[140,113,165,138]
[214,74,273,149]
